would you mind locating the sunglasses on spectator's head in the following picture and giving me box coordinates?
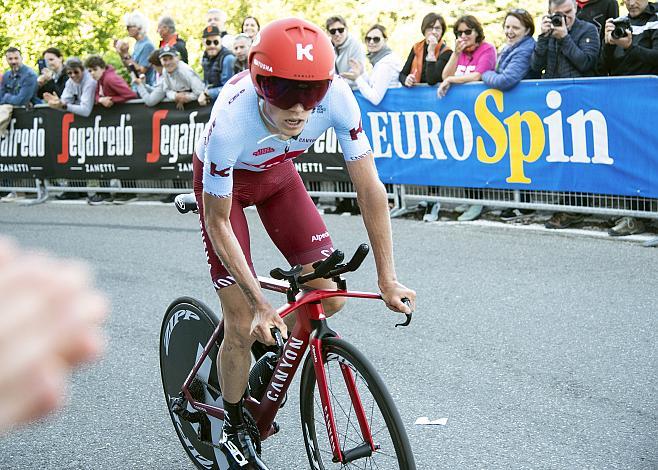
[456,29,473,37]
[205,39,220,46]
[364,35,382,44]
[510,8,528,14]
[328,27,345,35]
[67,69,81,76]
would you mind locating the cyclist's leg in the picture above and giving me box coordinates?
[195,157,264,466]
[257,162,345,319]
[216,284,254,402]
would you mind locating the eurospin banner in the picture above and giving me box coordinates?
[357,76,658,198]
[0,77,656,196]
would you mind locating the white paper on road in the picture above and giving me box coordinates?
[414,416,448,426]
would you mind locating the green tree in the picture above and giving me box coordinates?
[0,0,129,67]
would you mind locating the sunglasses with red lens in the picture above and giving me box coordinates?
[258,76,331,111]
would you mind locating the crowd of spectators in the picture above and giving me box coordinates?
[1,2,657,234]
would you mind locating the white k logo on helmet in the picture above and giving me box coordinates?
[296,43,314,61]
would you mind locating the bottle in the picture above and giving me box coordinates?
[248,352,278,401]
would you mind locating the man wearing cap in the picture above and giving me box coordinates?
[199,25,236,106]
[133,46,204,110]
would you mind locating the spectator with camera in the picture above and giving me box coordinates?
[36,47,68,100]
[116,11,156,87]
[326,15,367,90]
[532,0,600,229]
[531,0,600,78]
[600,0,658,75]
[198,25,236,106]
[134,46,204,110]
[400,13,453,87]
[577,0,619,43]
[598,0,658,235]
[340,24,401,105]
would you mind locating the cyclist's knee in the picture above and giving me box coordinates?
[323,297,346,317]
[222,312,254,350]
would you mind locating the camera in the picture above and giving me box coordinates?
[37,58,47,72]
[127,63,138,76]
[611,16,632,39]
[550,12,565,27]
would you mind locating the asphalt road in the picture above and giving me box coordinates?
[0,202,656,469]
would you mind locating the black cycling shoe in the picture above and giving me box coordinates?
[220,423,269,469]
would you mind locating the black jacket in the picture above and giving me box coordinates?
[37,72,68,99]
[577,0,619,41]
[202,48,234,87]
[399,43,452,85]
[531,18,600,78]
[599,4,658,75]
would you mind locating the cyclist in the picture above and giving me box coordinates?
[193,17,416,469]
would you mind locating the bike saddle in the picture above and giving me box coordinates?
[174,193,198,214]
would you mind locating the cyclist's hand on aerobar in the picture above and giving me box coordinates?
[250,304,288,346]
[379,280,416,314]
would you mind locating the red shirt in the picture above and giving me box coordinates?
[96,65,137,103]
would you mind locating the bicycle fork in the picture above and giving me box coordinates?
[310,328,376,464]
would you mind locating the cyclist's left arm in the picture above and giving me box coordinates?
[329,77,416,313]
[346,156,416,314]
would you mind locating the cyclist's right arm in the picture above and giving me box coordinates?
[199,110,286,343]
[202,193,264,305]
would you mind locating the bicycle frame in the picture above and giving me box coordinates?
[179,275,382,464]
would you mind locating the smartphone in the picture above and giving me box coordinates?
[37,58,47,72]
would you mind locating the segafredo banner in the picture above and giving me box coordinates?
[0,102,209,179]
[356,76,658,198]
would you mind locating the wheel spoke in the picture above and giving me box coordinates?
[301,340,412,470]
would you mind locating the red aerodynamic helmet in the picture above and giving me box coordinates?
[249,18,335,110]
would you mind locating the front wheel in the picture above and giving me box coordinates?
[299,337,416,469]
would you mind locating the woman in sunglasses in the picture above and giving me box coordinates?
[399,12,453,87]
[193,18,416,468]
[340,24,401,105]
[481,9,536,91]
[438,15,496,222]
[438,15,496,98]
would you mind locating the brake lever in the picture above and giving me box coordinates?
[270,327,285,358]
[394,298,413,328]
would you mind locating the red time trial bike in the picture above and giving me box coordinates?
[160,196,416,469]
